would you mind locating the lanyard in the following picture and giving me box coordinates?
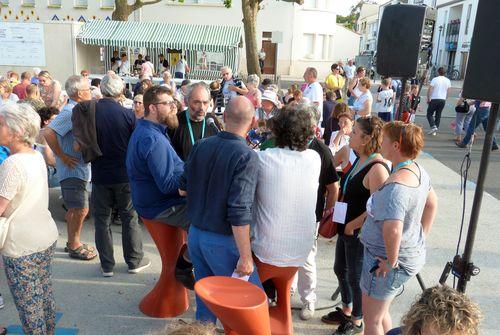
[342,153,377,196]
[392,160,413,174]
[185,110,205,146]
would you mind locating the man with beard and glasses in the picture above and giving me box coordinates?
[126,85,194,289]
[168,82,222,161]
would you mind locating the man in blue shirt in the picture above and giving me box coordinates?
[179,96,262,323]
[126,85,194,288]
[91,73,149,277]
[44,75,95,261]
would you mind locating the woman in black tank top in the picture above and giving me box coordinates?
[322,116,389,334]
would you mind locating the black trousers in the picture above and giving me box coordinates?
[426,99,446,129]
[92,183,143,272]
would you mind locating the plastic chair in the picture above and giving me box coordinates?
[255,257,299,335]
[195,276,271,335]
[139,218,189,318]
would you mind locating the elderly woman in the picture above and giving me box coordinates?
[360,121,438,335]
[0,80,19,107]
[0,103,59,334]
[38,70,62,108]
[321,116,389,335]
[352,77,373,118]
[252,103,320,269]
[245,74,262,109]
[133,94,145,119]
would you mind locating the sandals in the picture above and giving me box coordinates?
[68,245,97,261]
[64,242,95,253]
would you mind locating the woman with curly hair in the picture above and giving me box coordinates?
[252,103,321,269]
[360,121,438,335]
[387,285,481,335]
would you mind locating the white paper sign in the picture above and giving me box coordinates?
[231,271,250,282]
[0,22,46,66]
[333,202,348,224]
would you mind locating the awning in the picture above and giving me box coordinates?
[77,20,242,53]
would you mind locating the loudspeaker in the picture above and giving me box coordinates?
[462,0,500,103]
[377,4,435,78]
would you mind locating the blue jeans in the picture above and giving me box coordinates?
[460,107,498,148]
[188,225,263,323]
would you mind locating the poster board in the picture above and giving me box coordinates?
[0,22,46,66]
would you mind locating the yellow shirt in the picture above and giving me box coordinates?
[325,74,345,90]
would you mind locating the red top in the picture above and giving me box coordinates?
[12,82,28,100]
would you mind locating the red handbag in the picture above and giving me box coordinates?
[318,210,337,238]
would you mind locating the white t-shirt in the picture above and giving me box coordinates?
[375,88,394,114]
[303,81,324,124]
[329,131,350,155]
[119,60,130,75]
[174,59,187,75]
[353,90,373,116]
[0,152,58,258]
[430,76,451,100]
[344,65,356,79]
[252,148,320,267]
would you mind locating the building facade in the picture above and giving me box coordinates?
[0,0,360,81]
[432,0,477,79]
[356,3,379,54]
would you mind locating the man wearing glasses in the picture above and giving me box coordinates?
[126,85,194,289]
[217,66,248,111]
[168,82,222,160]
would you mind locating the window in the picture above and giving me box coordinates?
[465,4,472,35]
[101,0,114,8]
[48,0,61,6]
[74,0,88,7]
[202,0,223,4]
[316,34,325,59]
[0,0,9,6]
[303,34,315,58]
[22,0,35,6]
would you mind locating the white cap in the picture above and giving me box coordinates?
[33,67,41,75]
[261,90,279,107]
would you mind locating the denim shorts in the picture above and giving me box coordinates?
[360,247,411,301]
[60,178,89,209]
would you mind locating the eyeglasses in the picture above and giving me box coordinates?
[133,101,143,105]
[153,100,177,108]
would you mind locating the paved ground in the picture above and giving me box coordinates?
[0,152,499,334]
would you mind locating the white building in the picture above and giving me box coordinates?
[0,0,360,81]
[356,3,379,54]
[432,0,477,79]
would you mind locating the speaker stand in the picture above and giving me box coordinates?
[396,77,409,121]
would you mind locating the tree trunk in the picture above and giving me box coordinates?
[112,0,132,21]
[242,0,261,78]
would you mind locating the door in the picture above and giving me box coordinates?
[460,52,468,79]
[262,40,277,75]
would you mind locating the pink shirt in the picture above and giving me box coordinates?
[245,89,261,108]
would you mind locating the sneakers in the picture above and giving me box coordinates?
[427,127,438,136]
[455,141,467,148]
[334,320,364,335]
[101,268,114,277]
[128,257,152,274]
[175,266,196,290]
[0,293,4,309]
[321,307,351,324]
[299,302,315,320]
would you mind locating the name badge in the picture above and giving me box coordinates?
[333,202,348,224]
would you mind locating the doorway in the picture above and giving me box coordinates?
[261,36,277,75]
[460,51,468,79]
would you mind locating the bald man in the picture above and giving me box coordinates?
[179,97,263,323]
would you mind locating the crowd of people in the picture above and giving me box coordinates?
[0,61,484,335]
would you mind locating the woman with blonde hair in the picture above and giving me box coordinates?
[244,74,262,109]
[0,80,19,107]
[387,285,481,335]
[37,70,62,108]
[360,121,438,335]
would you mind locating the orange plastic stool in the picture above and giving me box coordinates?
[255,257,299,335]
[195,276,271,335]
[139,218,189,318]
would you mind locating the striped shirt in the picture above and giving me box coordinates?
[252,148,320,267]
[48,99,90,182]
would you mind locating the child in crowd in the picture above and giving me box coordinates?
[408,84,421,123]
[399,85,412,122]
[375,78,394,122]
